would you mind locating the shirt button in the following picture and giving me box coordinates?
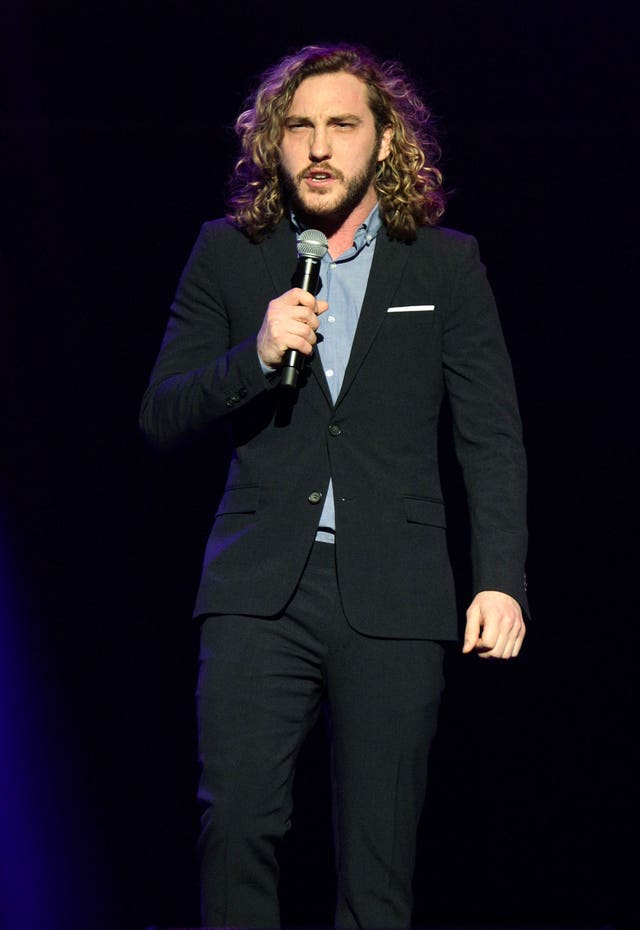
[327,315,336,323]
[328,423,342,436]
[325,368,334,378]
[308,491,323,504]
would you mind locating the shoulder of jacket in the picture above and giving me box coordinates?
[198,216,296,251]
[200,216,245,240]
[413,224,478,251]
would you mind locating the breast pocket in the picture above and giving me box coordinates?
[387,305,436,315]
[215,484,260,517]
[385,306,437,335]
[404,496,447,528]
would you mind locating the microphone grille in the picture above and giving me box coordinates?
[297,228,329,259]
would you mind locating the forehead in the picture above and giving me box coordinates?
[287,71,372,116]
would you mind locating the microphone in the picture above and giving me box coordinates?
[281,228,329,389]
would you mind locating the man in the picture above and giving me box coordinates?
[139,42,528,930]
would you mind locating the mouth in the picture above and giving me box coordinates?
[300,166,341,187]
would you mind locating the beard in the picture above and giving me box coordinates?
[279,144,380,229]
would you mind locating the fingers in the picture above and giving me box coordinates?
[257,289,328,368]
[463,591,526,660]
[477,621,525,659]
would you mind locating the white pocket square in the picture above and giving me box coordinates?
[387,305,435,313]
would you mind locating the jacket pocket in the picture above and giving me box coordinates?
[403,496,447,528]
[215,484,260,516]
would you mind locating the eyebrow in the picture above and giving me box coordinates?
[284,113,363,125]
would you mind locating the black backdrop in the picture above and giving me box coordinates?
[1,3,638,930]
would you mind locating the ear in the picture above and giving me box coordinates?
[377,125,393,162]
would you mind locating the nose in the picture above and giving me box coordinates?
[309,127,331,162]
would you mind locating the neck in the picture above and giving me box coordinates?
[326,226,359,260]
[297,198,377,259]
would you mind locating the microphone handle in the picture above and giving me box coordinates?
[281,256,322,389]
[292,256,321,293]
[280,349,305,388]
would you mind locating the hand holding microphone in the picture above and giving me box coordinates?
[256,229,329,388]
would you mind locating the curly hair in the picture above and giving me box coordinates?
[226,43,446,242]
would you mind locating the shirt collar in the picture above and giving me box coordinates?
[290,202,382,250]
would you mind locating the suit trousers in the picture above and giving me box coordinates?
[196,541,446,929]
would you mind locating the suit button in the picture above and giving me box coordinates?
[328,423,342,436]
[308,491,323,504]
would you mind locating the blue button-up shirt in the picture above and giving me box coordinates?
[294,205,382,542]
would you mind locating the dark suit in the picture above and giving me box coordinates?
[139,216,528,927]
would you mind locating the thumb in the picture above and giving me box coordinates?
[462,603,481,653]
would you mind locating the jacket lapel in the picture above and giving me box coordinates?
[335,231,409,406]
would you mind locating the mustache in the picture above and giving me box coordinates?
[297,164,345,183]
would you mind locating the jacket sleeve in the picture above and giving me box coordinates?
[138,222,278,449]
[441,234,529,613]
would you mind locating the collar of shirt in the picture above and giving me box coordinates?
[290,203,382,260]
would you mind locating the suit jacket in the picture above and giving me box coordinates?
[139,217,528,640]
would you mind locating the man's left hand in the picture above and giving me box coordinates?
[462,590,526,659]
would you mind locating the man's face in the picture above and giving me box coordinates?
[279,71,391,224]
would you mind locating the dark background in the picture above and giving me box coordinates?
[1,2,638,930]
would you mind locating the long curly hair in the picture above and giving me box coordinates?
[226,43,447,242]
